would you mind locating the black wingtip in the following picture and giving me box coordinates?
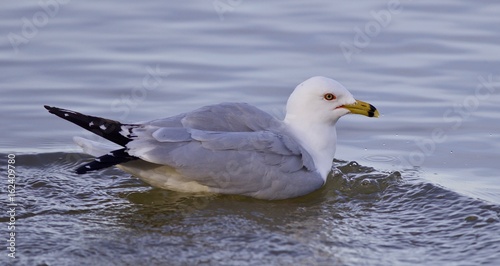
[74,148,138,174]
[44,105,56,113]
[44,105,61,111]
[75,166,90,175]
[44,105,138,146]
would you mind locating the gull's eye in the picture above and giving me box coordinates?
[324,93,336,101]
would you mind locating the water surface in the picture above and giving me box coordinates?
[1,0,499,265]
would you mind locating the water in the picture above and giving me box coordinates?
[1,0,500,265]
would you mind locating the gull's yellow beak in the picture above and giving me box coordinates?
[342,99,379,118]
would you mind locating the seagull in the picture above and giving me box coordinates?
[45,76,378,200]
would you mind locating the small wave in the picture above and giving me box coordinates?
[329,160,403,197]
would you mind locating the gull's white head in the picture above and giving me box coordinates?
[285,76,379,125]
[283,76,379,179]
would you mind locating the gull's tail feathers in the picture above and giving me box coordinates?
[73,136,119,157]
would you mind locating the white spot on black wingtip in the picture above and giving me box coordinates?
[64,113,69,117]
[89,121,94,127]
[95,158,101,162]
[119,127,131,138]
[85,165,91,169]
[100,125,107,130]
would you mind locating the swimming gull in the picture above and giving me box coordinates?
[44,76,379,200]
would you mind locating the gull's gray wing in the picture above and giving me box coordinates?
[126,128,322,199]
[125,103,323,199]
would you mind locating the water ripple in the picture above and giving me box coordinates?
[3,153,499,265]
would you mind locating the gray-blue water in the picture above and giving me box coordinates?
[1,0,499,265]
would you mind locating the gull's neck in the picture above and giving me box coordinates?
[283,116,337,181]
